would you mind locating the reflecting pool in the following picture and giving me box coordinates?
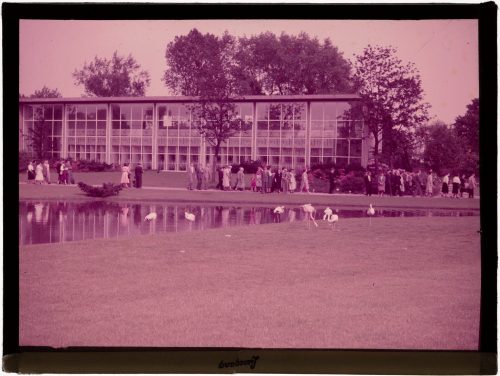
[19,200,478,245]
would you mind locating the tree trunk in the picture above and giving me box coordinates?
[211,143,221,183]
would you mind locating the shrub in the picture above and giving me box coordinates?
[19,151,32,173]
[339,175,365,193]
[78,182,123,197]
[74,160,113,172]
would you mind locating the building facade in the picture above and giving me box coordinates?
[19,94,369,170]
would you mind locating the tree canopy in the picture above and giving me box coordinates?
[453,98,479,154]
[234,32,354,95]
[73,51,151,97]
[350,45,430,167]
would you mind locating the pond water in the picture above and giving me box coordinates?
[19,200,479,246]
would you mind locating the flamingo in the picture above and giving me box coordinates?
[184,211,195,221]
[144,212,157,221]
[273,205,285,223]
[273,206,285,214]
[301,204,318,228]
[329,211,339,230]
[323,207,333,221]
[367,204,375,226]
[324,207,339,230]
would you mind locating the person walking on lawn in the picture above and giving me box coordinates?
[426,169,434,197]
[236,167,245,191]
[202,164,211,190]
[134,163,143,188]
[364,171,373,196]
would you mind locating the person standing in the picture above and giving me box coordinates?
[451,173,461,198]
[55,160,62,184]
[441,173,450,197]
[272,168,282,193]
[121,163,130,188]
[202,164,211,190]
[216,166,224,190]
[134,163,144,188]
[59,160,66,184]
[300,169,310,193]
[412,171,423,197]
[222,165,231,191]
[328,167,337,194]
[426,169,434,197]
[42,160,51,184]
[364,171,372,196]
[186,162,196,190]
[236,167,245,191]
[196,164,203,190]
[27,161,35,183]
[467,173,477,198]
[281,168,290,194]
[267,167,274,193]
[289,169,297,193]
[460,174,467,197]
[377,172,385,197]
[256,167,263,193]
[261,166,269,194]
[34,161,44,185]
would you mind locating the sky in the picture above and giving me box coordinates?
[19,19,478,125]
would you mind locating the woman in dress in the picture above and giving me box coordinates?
[222,166,230,191]
[236,167,245,191]
[289,169,297,193]
[300,169,310,193]
[426,169,434,197]
[121,163,130,187]
[377,172,385,197]
[441,173,450,197]
[43,160,51,184]
[255,167,263,193]
[34,162,44,185]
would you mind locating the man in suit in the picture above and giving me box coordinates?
[134,163,144,188]
[328,167,337,194]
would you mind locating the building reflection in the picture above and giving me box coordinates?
[18,201,478,246]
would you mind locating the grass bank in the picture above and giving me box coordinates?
[20,216,480,349]
[19,182,480,211]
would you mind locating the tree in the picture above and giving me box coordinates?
[73,51,150,97]
[454,98,479,154]
[164,29,244,178]
[234,32,354,95]
[351,45,430,167]
[26,106,54,160]
[422,121,463,174]
[22,87,62,159]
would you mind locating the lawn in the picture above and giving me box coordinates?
[20,215,481,349]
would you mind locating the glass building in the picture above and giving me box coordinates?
[19,94,369,170]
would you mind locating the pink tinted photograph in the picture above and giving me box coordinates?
[18,18,481,351]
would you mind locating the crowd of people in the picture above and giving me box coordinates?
[26,159,74,185]
[213,165,311,194]
[26,159,478,199]
[364,169,478,198]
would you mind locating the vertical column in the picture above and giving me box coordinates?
[251,101,257,160]
[361,119,369,167]
[19,105,23,152]
[105,103,111,164]
[152,102,158,170]
[305,101,311,168]
[62,104,67,158]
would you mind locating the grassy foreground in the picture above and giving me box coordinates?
[20,216,480,349]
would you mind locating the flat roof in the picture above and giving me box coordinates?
[19,94,361,104]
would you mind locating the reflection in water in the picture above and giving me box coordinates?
[19,200,479,246]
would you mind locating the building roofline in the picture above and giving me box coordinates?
[19,93,361,104]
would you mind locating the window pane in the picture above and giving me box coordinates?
[111,105,120,120]
[350,139,362,157]
[44,106,53,119]
[336,140,349,156]
[256,103,269,120]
